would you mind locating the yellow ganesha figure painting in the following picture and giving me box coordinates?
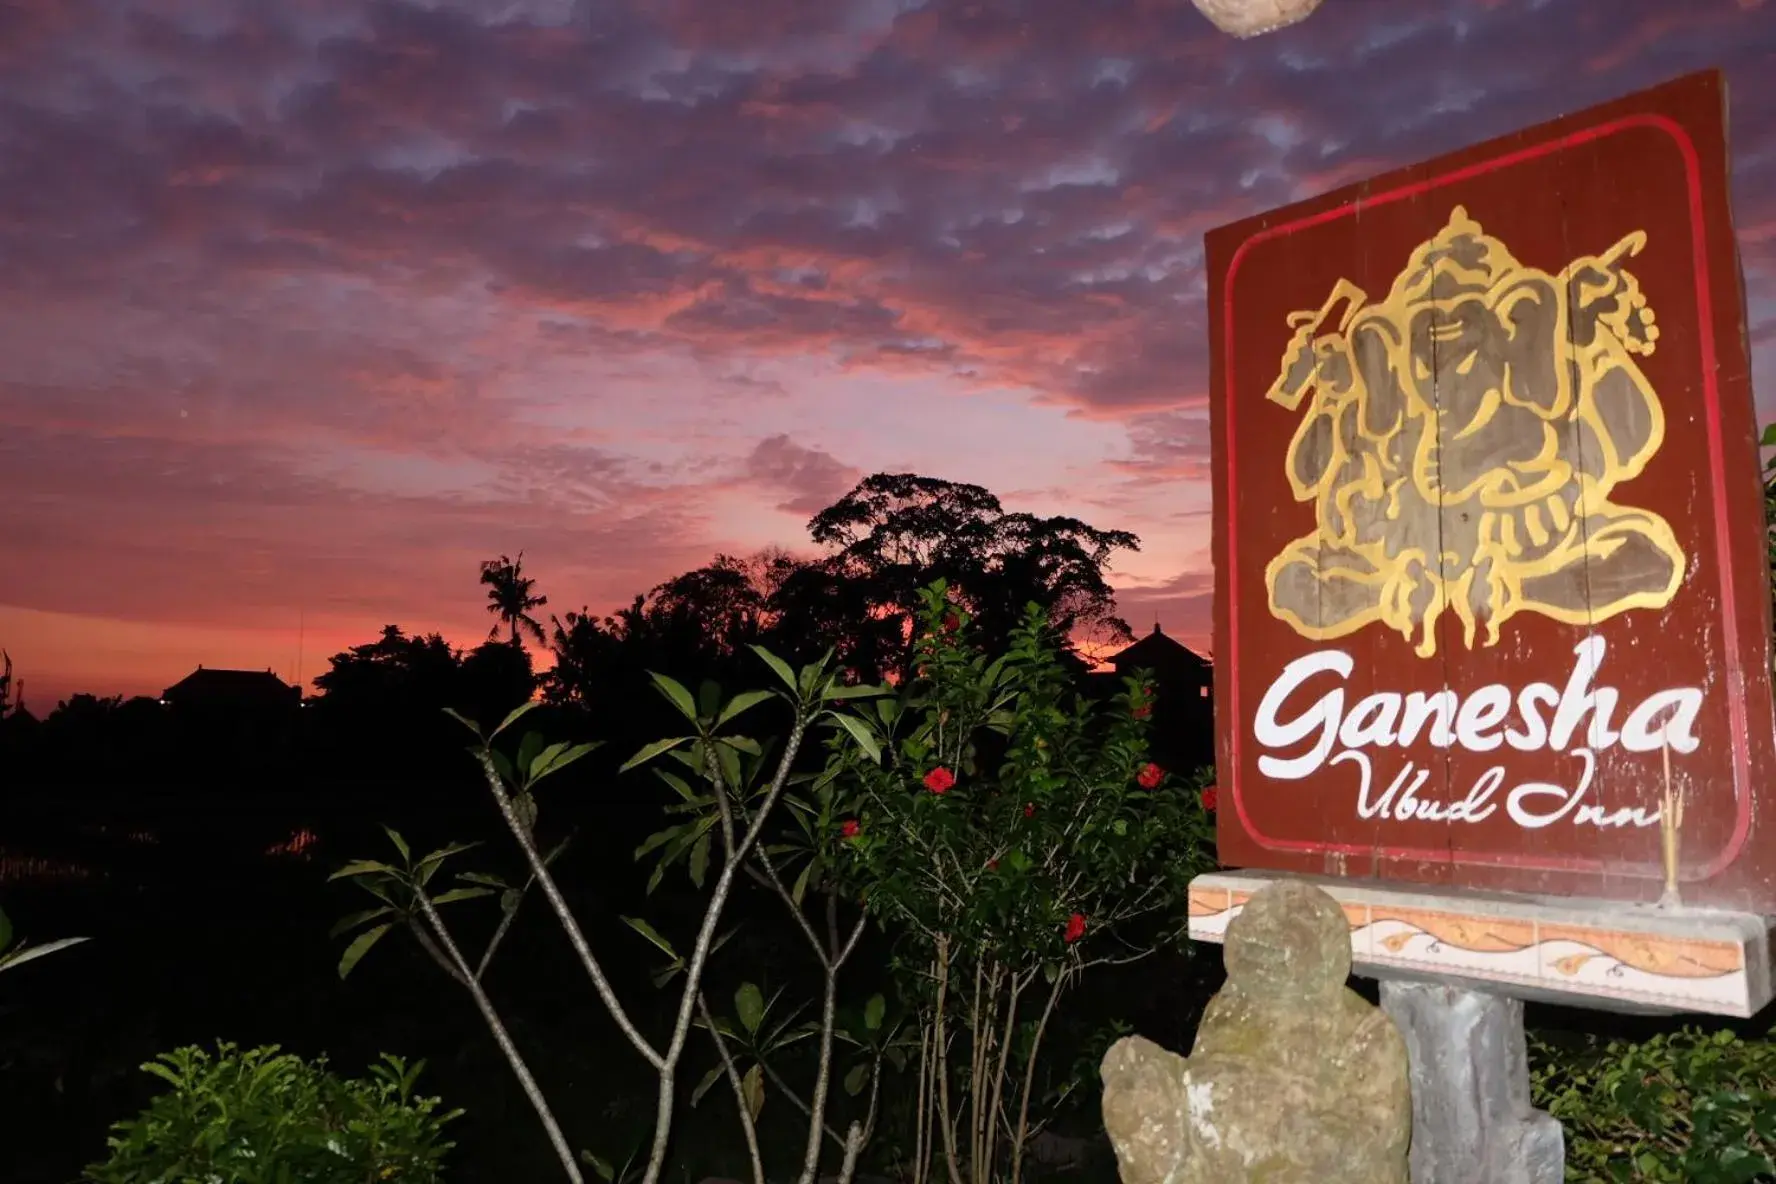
[1262,205,1687,659]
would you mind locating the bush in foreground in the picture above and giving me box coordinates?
[1532,1027,1776,1182]
[85,1042,459,1183]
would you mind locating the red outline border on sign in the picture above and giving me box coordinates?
[1221,113,1750,879]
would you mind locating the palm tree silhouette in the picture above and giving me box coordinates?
[480,553,548,647]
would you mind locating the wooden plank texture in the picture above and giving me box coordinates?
[1206,70,1776,910]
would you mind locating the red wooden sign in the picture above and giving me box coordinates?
[1206,71,1776,911]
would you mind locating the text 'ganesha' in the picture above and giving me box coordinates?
[1263,206,1684,659]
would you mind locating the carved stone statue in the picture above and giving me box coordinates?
[1100,880,1411,1183]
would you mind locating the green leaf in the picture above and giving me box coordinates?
[688,832,711,890]
[720,735,762,757]
[381,825,411,863]
[622,736,691,773]
[655,770,700,803]
[489,747,516,788]
[735,982,766,1035]
[649,673,700,722]
[690,1064,725,1109]
[428,886,496,907]
[413,842,478,885]
[716,689,775,727]
[0,936,88,973]
[691,682,724,726]
[713,741,744,788]
[328,860,399,882]
[338,924,391,979]
[490,700,540,739]
[329,906,395,938]
[844,1063,869,1097]
[526,740,570,781]
[750,645,799,693]
[864,994,885,1032]
[830,713,882,763]
[441,707,482,738]
[0,908,12,955]
[516,731,546,780]
[651,959,687,989]
[823,683,885,701]
[635,823,688,861]
[458,872,508,889]
[790,859,815,908]
[621,916,679,960]
[580,1151,615,1183]
[742,1063,766,1122]
[532,742,598,785]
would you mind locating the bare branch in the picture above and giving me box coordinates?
[1009,966,1069,1184]
[474,751,663,1070]
[701,743,739,858]
[642,716,811,1184]
[414,887,583,1184]
[405,915,470,988]
[932,936,966,1184]
[759,1057,847,1146]
[697,993,765,1184]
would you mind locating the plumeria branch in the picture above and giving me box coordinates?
[697,992,765,1184]
[413,886,584,1184]
[473,749,666,1071]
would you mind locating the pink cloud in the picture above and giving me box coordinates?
[0,0,1772,703]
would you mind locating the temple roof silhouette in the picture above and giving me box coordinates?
[161,666,299,703]
[1104,623,1210,674]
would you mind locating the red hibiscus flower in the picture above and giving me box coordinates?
[986,858,999,871]
[1024,803,1036,818]
[1064,913,1087,944]
[942,612,961,633]
[1132,704,1152,719]
[841,819,861,839]
[1201,787,1219,813]
[1137,763,1164,789]
[924,767,956,794]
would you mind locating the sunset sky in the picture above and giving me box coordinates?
[1,0,1773,710]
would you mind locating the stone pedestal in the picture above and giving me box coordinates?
[1378,982,1563,1184]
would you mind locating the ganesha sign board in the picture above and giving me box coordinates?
[1205,70,1776,912]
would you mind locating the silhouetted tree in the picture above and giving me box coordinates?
[801,473,1140,678]
[313,626,461,711]
[647,554,768,654]
[480,553,548,647]
[540,606,621,711]
[458,639,536,723]
[540,552,779,709]
[542,474,1139,703]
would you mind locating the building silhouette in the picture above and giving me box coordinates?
[160,666,301,760]
[1094,624,1215,773]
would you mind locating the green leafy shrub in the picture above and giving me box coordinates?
[824,585,1214,1183]
[1531,1027,1776,1182]
[85,1042,460,1183]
